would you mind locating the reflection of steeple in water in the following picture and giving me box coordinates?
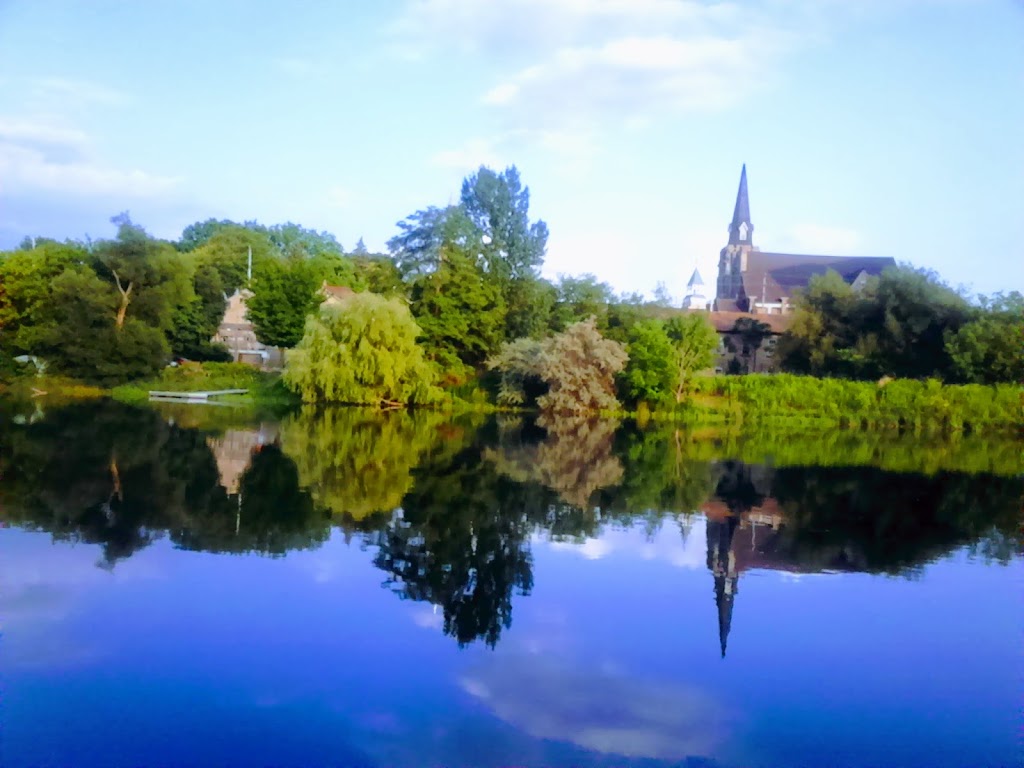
[706,514,739,658]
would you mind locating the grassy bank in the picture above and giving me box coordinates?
[639,374,1022,434]
[109,362,297,407]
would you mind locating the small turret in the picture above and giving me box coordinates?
[682,268,708,309]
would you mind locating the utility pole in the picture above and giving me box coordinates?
[247,245,253,283]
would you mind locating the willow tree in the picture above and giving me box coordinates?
[283,292,441,406]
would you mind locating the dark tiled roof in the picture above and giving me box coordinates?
[743,252,895,302]
[688,310,792,334]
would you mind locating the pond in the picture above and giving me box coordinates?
[0,401,1020,767]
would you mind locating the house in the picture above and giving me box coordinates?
[212,290,284,369]
[714,165,896,313]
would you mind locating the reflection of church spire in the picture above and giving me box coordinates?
[706,514,739,658]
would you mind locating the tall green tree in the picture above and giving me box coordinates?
[410,249,506,375]
[460,165,548,283]
[246,256,325,348]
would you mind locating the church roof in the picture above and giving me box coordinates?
[687,268,705,287]
[742,252,896,303]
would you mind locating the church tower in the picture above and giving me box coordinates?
[682,268,708,309]
[716,165,756,310]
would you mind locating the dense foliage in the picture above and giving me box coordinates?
[488,318,628,413]
[283,293,441,406]
[1,166,1019,414]
[778,268,1020,384]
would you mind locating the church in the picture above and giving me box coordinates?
[711,165,895,313]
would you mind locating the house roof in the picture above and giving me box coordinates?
[322,284,355,302]
[743,252,896,302]
[690,310,792,335]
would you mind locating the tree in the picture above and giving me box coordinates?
[665,313,718,400]
[780,266,972,380]
[537,318,628,414]
[283,293,442,406]
[652,281,674,308]
[246,256,325,348]
[387,205,478,279]
[550,274,616,332]
[266,222,344,259]
[35,269,168,383]
[93,213,191,333]
[460,165,548,283]
[0,240,87,354]
[410,249,506,376]
[503,276,556,340]
[945,292,1024,384]
[167,263,231,361]
[487,337,548,407]
[619,319,677,407]
[190,224,278,293]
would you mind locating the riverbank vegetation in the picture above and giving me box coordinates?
[1,165,1020,429]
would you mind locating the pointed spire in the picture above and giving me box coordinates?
[687,268,705,287]
[706,515,739,659]
[728,164,753,246]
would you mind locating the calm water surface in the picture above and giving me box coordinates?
[1,401,1021,767]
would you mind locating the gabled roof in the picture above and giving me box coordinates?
[743,252,895,302]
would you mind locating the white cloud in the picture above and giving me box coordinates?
[0,117,180,199]
[393,0,798,131]
[459,651,727,760]
[542,518,707,569]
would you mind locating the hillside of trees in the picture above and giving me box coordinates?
[1,165,1020,416]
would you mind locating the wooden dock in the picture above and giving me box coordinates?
[148,389,249,402]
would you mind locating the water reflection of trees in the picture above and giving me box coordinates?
[279,407,473,529]
[1,402,1020,649]
[0,401,327,564]
[368,443,536,647]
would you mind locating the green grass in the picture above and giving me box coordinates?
[110,362,298,408]
[638,374,1023,434]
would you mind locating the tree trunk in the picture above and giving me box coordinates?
[111,269,133,330]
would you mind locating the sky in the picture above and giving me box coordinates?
[0,0,1022,300]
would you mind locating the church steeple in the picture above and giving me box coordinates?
[728,164,753,246]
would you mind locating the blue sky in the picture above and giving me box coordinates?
[1,0,1021,299]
